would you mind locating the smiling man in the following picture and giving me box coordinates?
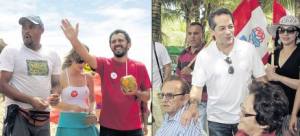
[155,75,202,136]
[60,19,151,136]
[181,8,267,136]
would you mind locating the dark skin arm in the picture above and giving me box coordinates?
[0,71,48,110]
[48,75,61,106]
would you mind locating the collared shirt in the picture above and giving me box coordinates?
[155,106,203,136]
[192,39,265,124]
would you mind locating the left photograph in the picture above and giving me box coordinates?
[0,0,152,136]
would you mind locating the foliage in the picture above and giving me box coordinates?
[161,0,295,47]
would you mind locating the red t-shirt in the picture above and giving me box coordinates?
[96,57,151,130]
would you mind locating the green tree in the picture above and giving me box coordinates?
[159,0,295,47]
[152,0,162,43]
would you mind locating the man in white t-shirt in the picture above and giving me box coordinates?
[181,8,266,136]
[0,16,61,136]
[152,42,171,134]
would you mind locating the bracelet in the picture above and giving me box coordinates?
[188,99,199,105]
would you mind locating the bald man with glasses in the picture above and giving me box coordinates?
[155,76,203,136]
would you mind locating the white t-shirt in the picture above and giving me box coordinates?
[152,42,171,89]
[192,39,265,124]
[0,45,61,110]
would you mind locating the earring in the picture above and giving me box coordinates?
[296,38,300,44]
[277,39,282,45]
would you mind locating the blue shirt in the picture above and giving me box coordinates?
[155,106,203,136]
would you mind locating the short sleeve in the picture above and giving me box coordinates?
[191,52,207,87]
[250,45,266,78]
[51,51,61,75]
[0,47,16,72]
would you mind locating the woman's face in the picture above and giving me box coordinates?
[238,94,265,135]
[71,58,85,72]
[278,25,298,46]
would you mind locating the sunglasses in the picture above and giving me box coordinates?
[157,92,185,100]
[278,27,297,34]
[225,57,234,74]
[75,59,85,64]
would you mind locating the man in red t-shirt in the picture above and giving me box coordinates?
[61,19,151,136]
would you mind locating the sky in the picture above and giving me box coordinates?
[0,0,152,76]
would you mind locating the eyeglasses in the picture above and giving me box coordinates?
[278,27,297,34]
[75,59,85,64]
[241,110,256,117]
[157,92,185,100]
[225,57,234,74]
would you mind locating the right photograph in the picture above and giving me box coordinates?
[151,0,300,136]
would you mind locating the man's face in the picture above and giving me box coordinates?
[21,20,43,47]
[187,25,203,47]
[160,80,188,117]
[110,33,130,58]
[212,14,234,47]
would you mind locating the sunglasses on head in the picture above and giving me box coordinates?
[278,27,297,34]
[75,59,85,64]
[225,57,234,74]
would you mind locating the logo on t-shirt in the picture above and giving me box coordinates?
[110,72,117,79]
[71,90,78,97]
[26,60,49,76]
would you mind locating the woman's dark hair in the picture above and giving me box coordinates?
[62,45,89,70]
[249,81,289,133]
[274,26,300,49]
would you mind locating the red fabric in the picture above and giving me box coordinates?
[96,57,151,130]
[93,73,102,107]
[273,0,287,24]
[176,46,207,101]
[236,130,276,136]
[50,108,60,124]
[233,0,260,36]
[262,52,270,65]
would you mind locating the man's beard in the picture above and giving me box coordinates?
[113,49,128,58]
[23,34,34,47]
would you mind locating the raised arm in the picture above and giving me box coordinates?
[60,19,97,69]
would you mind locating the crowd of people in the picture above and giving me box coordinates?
[0,6,299,136]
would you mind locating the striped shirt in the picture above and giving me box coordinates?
[155,106,203,136]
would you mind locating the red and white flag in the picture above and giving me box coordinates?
[233,0,270,64]
[273,0,287,24]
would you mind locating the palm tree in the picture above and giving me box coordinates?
[295,0,300,19]
[152,0,162,43]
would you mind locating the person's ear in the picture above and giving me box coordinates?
[127,43,131,49]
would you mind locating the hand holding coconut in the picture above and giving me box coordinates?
[120,75,138,95]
